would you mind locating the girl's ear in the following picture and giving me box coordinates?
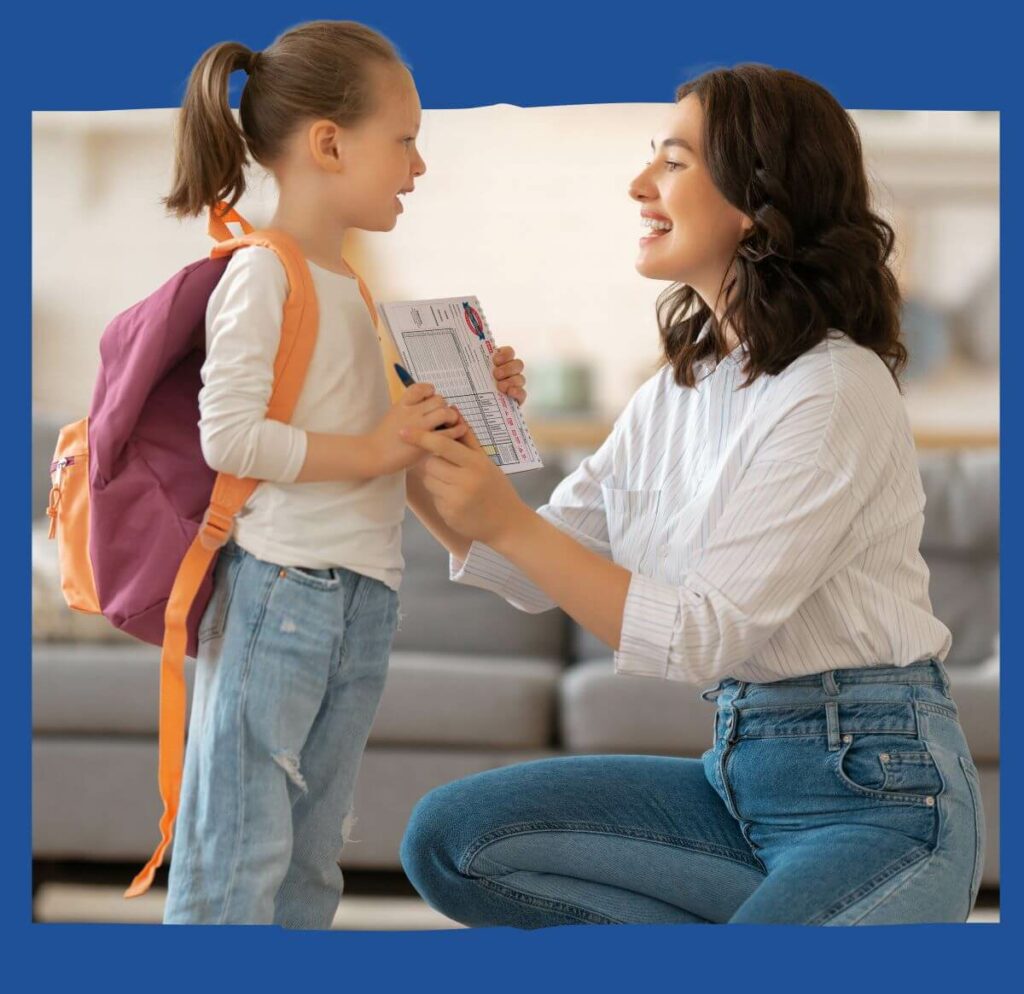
[740,213,755,235]
[308,119,344,173]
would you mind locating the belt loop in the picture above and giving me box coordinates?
[821,669,840,696]
[700,681,724,703]
[826,701,840,751]
[734,680,750,702]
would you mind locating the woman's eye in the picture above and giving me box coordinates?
[664,161,684,171]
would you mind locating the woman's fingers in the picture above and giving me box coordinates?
[400,426,476,464]
[422,405,459,429]
[423,454,461,483]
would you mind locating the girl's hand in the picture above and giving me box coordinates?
[366,383,466,476]
[492,346,527,406]
[399,419,528,545]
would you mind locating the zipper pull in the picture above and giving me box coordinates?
[46,457,69,540]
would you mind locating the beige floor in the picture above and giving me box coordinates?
[34,883,998,927]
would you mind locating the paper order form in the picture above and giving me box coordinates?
[378,296,543,474]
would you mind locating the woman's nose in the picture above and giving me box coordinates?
[629,168,652,202]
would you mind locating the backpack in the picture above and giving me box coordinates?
[44,204,405,898]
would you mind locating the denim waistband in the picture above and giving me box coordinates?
[701,660,955,744]
[702,659,949,701]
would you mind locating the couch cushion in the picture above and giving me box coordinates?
[393,459,569,659]
[33,642,560,750]
[560,659,715,755]
[33,643,194,735]
[369,652,560,749]
[946,652,1000,762]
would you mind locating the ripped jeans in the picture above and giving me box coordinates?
[164,540,398,927]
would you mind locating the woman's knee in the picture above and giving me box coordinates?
[400,779,468,892]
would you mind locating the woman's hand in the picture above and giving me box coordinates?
[399,420,529,545]
[492,346,527,406]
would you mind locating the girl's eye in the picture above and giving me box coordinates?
[664,161,684,171]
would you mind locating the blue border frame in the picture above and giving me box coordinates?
[12,1,1013,987]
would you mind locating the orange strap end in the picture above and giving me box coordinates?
[208,202,255,243]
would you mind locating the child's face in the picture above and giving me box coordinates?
[628,94,751,301]
[333,63,426,232]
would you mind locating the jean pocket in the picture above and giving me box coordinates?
[197,550,243,644]
[283,565,342,591]
[834,733,944,805]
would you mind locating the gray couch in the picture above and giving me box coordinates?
[32,415,1000,888]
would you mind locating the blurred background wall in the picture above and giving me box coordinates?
[33,104,999,445]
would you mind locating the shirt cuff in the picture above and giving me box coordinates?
[450,541,555,613]
[449,541,516,593]
[614,572,680,678]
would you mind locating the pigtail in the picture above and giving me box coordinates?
[164,41,254,218]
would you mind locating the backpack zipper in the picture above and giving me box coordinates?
[47,456,77,538]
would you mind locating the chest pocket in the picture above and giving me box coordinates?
[601,486,663,572]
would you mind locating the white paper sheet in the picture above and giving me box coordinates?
[378,296,543,474]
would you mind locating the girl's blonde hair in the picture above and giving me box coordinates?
[165,20,403,218]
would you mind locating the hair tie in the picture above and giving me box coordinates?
[246,50,261,75]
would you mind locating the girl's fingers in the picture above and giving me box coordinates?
[494,359,525,378]
[498,374,526,390]
[401,381,435,405]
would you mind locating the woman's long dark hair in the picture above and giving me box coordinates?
[660,64,907,388]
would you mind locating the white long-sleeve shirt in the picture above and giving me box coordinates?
[452,331,952,684]
[199,246,404,588]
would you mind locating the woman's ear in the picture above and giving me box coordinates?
[308,120,344,173]
[739,213,755,236]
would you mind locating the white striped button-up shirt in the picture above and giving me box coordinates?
[452,331,952,685]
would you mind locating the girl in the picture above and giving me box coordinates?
[399,65,985,925]
[161,20,526,927]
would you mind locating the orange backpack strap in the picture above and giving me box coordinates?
[346,265,407,403]
[125,207,319,898]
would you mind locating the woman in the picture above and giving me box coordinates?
[400,64,985,926]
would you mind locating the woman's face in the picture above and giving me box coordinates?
[629,94,751,305]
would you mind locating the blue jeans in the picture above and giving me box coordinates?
[401,660,985,925]
[164,540,398,927]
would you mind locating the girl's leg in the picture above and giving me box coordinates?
[273,576,398,929]
[164,551,345,925]
[401,754,766,928]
